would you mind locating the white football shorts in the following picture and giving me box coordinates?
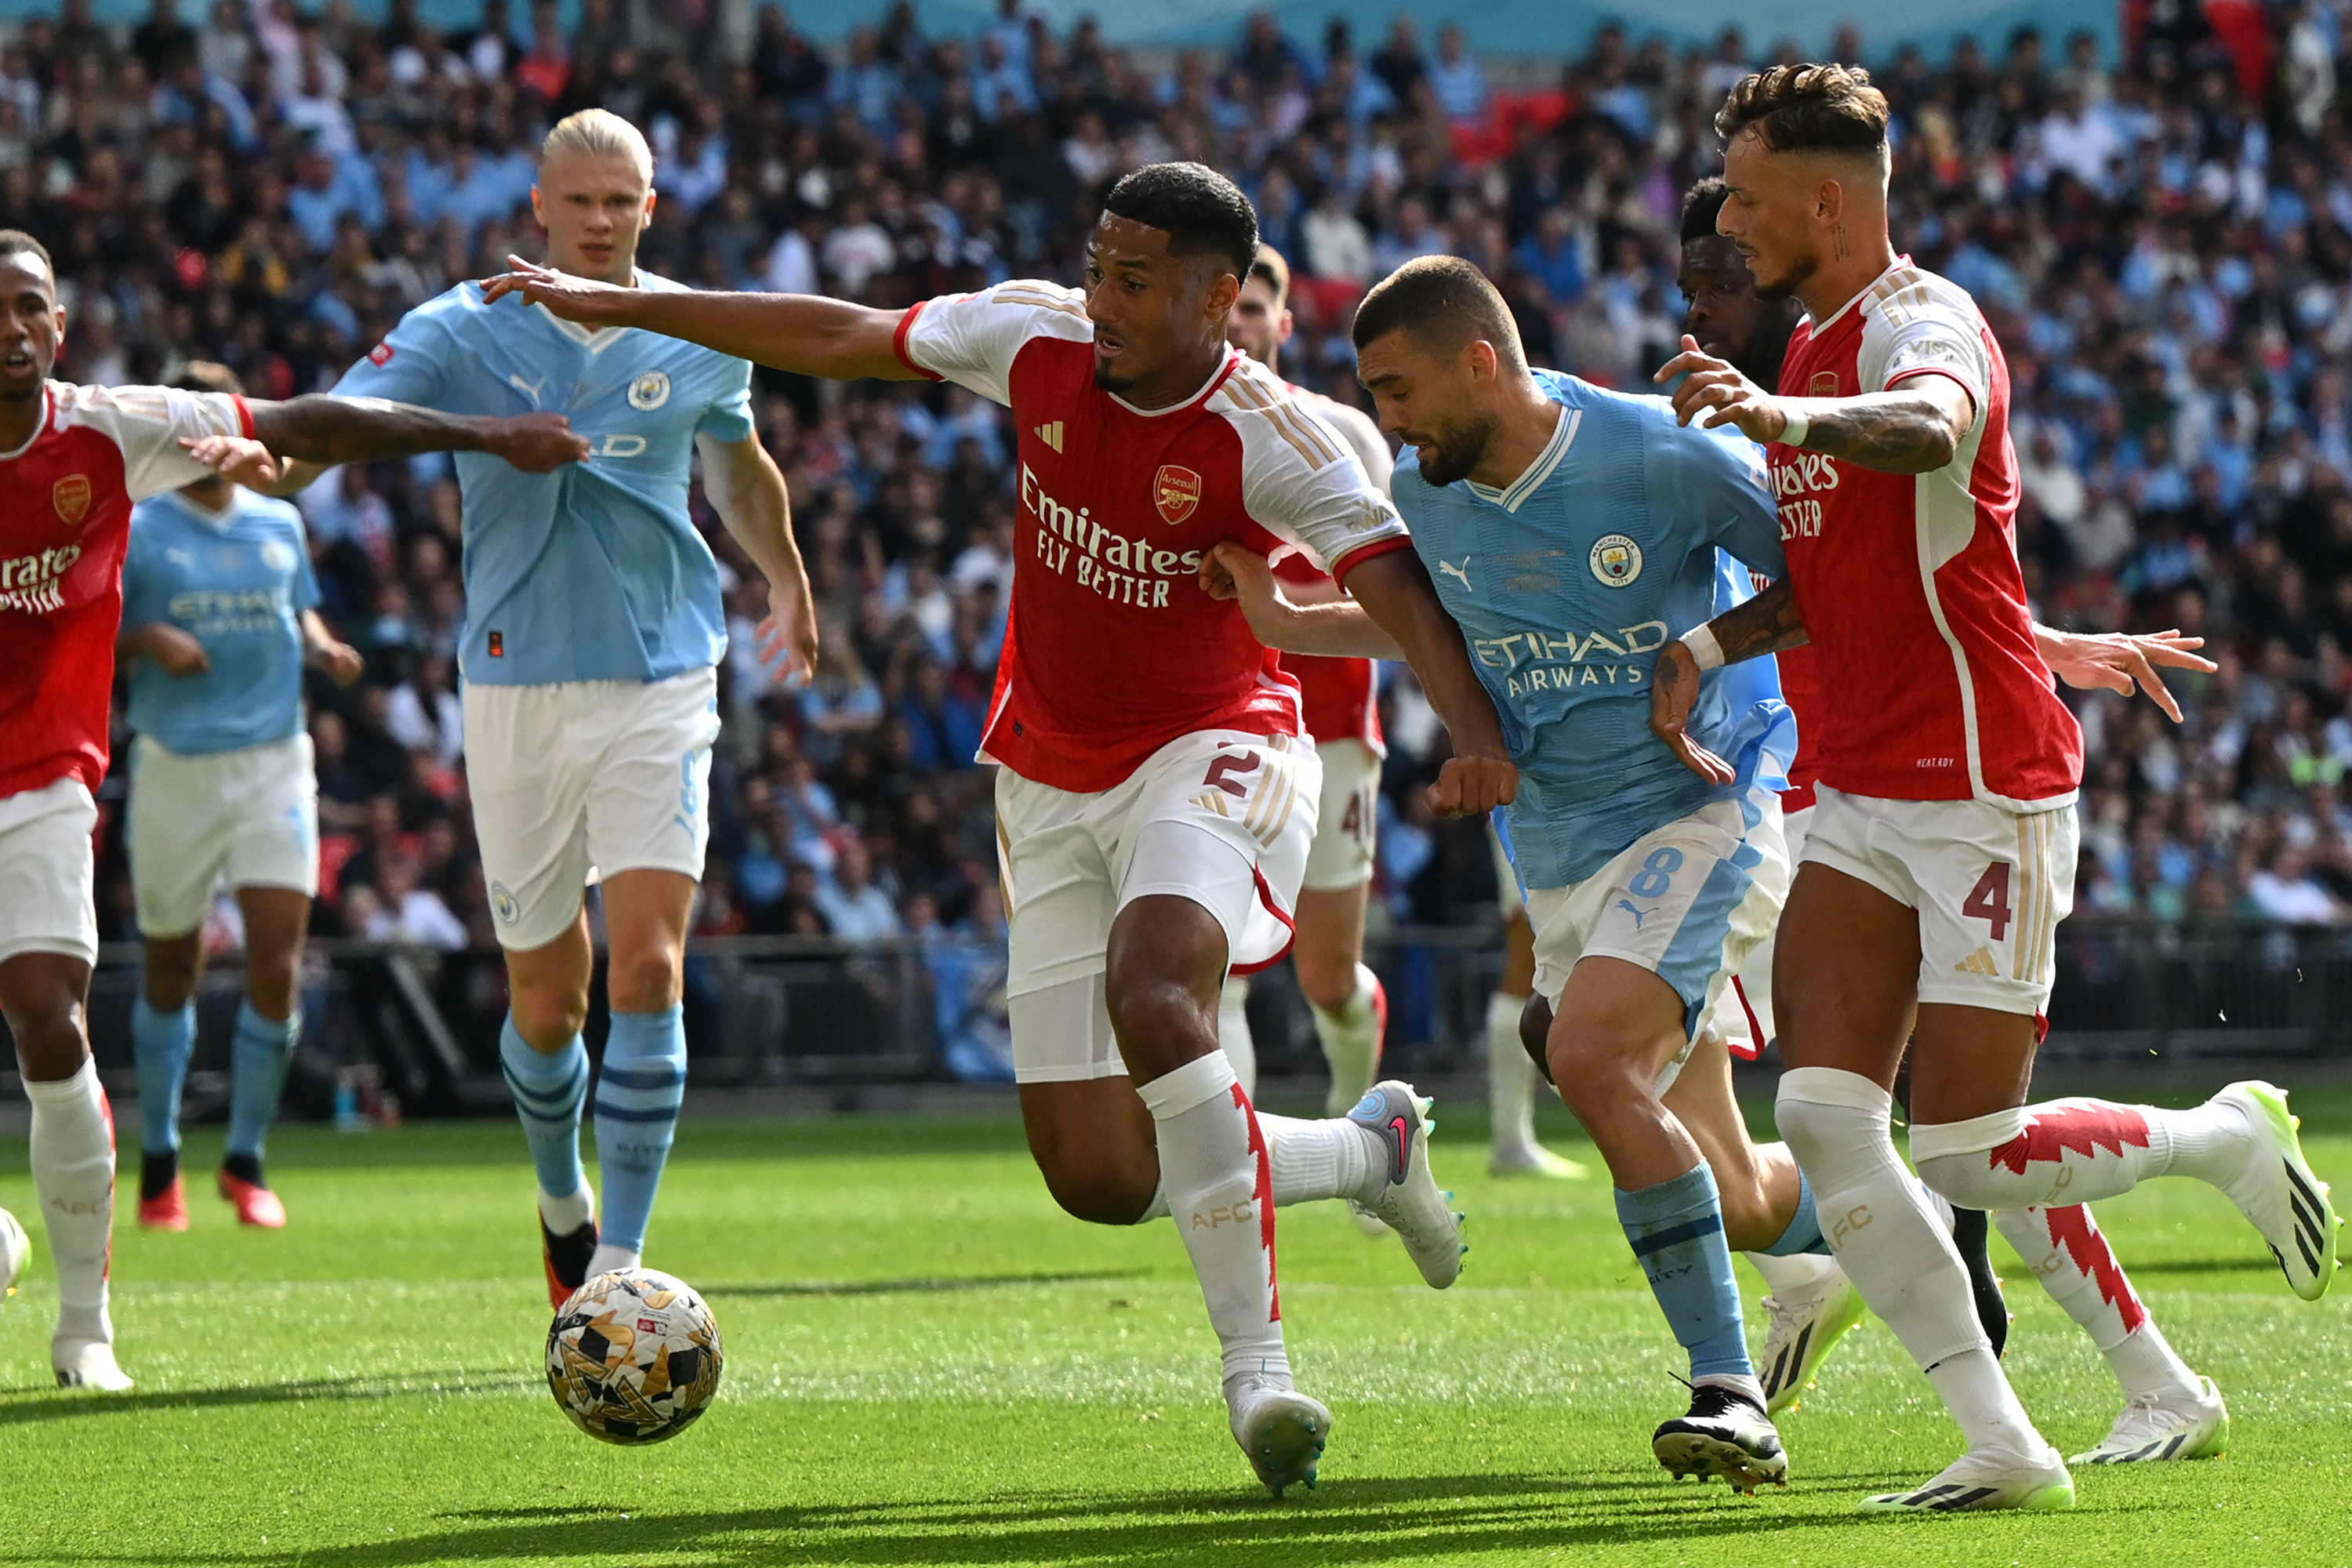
[995,728,1319,1083]
[0,775,99,967]
[1490,818,1525,916]
[1301,736,1378,891]
[1704,800,1813,1060]
[465,667,721,953]
[1800,785,2078,1018]
[129,733,320,938]
[1525,791,1789,1095]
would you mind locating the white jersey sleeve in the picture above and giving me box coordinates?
[1859,284,1992,441]
[894,280,1094,407]
[1306,393,1395,500]
[56,383,252,502]
[1214,358,1410,577]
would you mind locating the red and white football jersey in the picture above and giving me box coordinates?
[1773,641,1821,811]
[1274,385,1390,755]
[895,281,1410,793]
[0,382,252,799]
[1772,259,2081,808]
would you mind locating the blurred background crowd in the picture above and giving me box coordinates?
[29,0,2352,1071]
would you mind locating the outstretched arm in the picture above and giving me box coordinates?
[1198,542,1404,659]
[1653,333,1976,474]
[700,431,820,682]
[481,257,921,381]
[1340,548,1515,817]
[242,397,589,470]
[2034,625,2214,722]
[1648,579,1809,784]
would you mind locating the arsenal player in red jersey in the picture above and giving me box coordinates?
[1648,67,2336,1512]
[0,229,586,1391]
[488,163,1513,1494]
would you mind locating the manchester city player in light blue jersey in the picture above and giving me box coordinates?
[1205,255,1829,1492]
[275,110,818,1307]
[118,361,366,1234]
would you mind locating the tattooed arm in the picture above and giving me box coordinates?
[1653,333,1976,475]
[1646,579,1809,784]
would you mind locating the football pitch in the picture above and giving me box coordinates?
[1,1090,2348,1568]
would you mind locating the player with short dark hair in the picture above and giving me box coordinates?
[118,360,365,1233]
[0,230,585,1389]
[1650,61,2336,1512]
[486,161,1516,1496]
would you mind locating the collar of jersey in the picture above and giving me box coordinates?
[1806,253,1916,336]
[1466,402,1580,513]
[160,488,239,531]
[530,268,646,351]
[1105,350,1239,418]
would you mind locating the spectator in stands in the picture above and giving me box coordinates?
[1426,23,1486,124]
[815,838,901,942]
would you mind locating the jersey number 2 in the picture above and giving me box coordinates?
[1963,861,2013,942]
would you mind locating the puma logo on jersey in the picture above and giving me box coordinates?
[1436,557,1474,593]
[509,373,547,406]
[1956,946,2001,975]
[1032,420,1064,453]
[1615,899,1654,928]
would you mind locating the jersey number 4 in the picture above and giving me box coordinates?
[1963,861,2013,942]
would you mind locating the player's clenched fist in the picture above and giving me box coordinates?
[486,412,594,472]
[1426,753,1515,818]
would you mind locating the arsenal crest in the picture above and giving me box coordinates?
[1809,371,1840,397]
[52,474,90,526]
[1153,463,1202,525]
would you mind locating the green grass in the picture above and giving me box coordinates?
[0,1090,2349,1566]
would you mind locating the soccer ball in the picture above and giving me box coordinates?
[0,1207,25,1294]
[546,1268,723,1445]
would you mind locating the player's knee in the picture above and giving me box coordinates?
[510,984,590,1050]
[142,960,198,1012]
[1293,949,1354,1012]
[605,942,684,1014]
[1912,1147,2007,1211]
[245,953,301,1021]
[1545,1027,1649,1114]
[6,993,88,1080]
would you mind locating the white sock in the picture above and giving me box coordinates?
[539,1184,593,1235]
[1991,1205,2201,1403]
[1742,1248,1841,1296]
[1217,977,1256,1102]
[1256,1112,1385,1207]
[1135,1174,1170,1224]
[1486,990,1537,1152]
[586,1242,642,1278]
[27,1058,117,1349]
[1777,1067,2045,1456]
[1135,1052,1289,1388]
[1312,963,1383,1116]
[1912,1095,2256,1210]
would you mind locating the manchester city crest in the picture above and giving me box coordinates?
[627,371,671,410]
[1588,533,1642,587]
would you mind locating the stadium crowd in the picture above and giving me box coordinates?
[37,0,2352,1036]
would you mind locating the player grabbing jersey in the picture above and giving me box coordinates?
[487,162,1516,1496]
[1672,175,2233,1460]
[1653,65,2335,1512]
[118,361,365,1233]
[0,229,583,1390]
[1207,256,1819,1492]
[285,111,817,1308]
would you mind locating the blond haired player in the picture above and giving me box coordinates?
[278,108,818,1308]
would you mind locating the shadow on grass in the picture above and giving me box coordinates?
[2118,1255,2282,1277]
[0,1469,2173,1567]
[703,1270,1142,1299]
[0,1367,535,1424]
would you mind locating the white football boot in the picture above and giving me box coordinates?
[1487,1142,1589,1180]
[1653,1383,1788,1492]
[1348,1081,1465,1287]
[53,1338,133,1392]
[2212,1082,2339,1300]
[1227,1375,1331,1497]
[1858,1443,2075,1512]
[2070,1377,2229,1465]
[1758,1262,1868,1414]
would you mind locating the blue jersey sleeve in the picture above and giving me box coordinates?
[695,358,755,444]
[334,302,456,408]
[119,513,163,626]
[287,510,321,614]
[1657,417,1784,578]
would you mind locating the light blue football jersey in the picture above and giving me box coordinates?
[121,488,320,755]
[332,273,756,685]
[1396,369,1793,890]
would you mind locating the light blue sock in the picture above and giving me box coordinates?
[224,1003,298,1159]
[593,1006,688,1256]
[132,997,196,1156]
[1760,1169,1828,1257]
[1616,1163,1754,1381]
[499,1015,589,1203]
